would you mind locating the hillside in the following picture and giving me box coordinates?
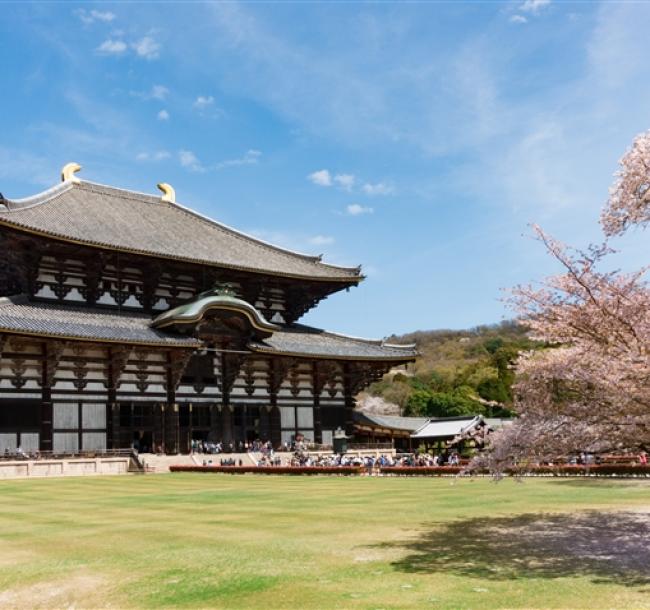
[360,321,537,419]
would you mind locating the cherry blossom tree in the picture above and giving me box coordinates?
[602,129,650,236]
[477,131,650,474]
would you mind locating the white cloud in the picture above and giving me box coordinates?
[520,0,551,14]
[176,149,261,172]
[193,95,215,109]
[136,150,171,162]
[131,85,169,101]
[157,109,170,121]
[75,9,116,25]
[362,182,394,196]
[215,149,261,169]
[96,39,127,56]
[334,173,355,191]
[509,15,528,24]
[309,235,335,246]
[151,85,169,100]
[308,169,332,186]
[346,203,374,216]
[132,36,161,60]
[179,149,204,172]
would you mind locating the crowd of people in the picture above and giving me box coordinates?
[188,436,469,471]
[2,447,36,460]
[397,452,462,467]
[190,439,276,455]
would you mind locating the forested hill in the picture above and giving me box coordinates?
[362,321,538,418]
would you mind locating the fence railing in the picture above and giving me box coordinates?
[0,448,137,462]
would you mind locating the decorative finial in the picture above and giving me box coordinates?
[61,162,82,183]
[157,182,176,203]
[213,282,236,297]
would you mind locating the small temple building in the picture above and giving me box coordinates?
[0,163,416,454]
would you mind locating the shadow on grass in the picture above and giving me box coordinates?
[378,511,650,586]
[548,478,649,489]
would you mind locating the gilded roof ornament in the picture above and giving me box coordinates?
[61,162,82,183]
[157,182,176,203]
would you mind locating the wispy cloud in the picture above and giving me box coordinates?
[215,149,261,169]
[150,85,169,100]
[520,0,551,15]
[334,174,355,191]
[509,15,528,24]
[362,182,394,196]
[97,35,161,61]
[510,0,550,24]
[132,36,161,60]
[346,203,373,216]
[246,229,338,258]
[308,235,335,246]
[179,149,204,172]
[193,95,214,109]
[75,9,116,25]
[130,84,169,101]
[136,150,171,162]
[0,146,58,188]
[192,94,224,117]
[308,169,390,195]
[177,149,261,172]
[308,169,332,186]
[96,39,127,56]
[157,109,170,121]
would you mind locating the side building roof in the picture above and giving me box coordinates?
[353,411,428,432]
[0,180,362,283]
[411,416,483,439]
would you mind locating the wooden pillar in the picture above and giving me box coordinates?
[267,358,285,449]
[110,404,120,449]
[269,401,281,449]
[220,353,237,445]
[221,406,233,445]
[312,361,323,444]
[165,352,178,453]
[40,342,53,452]
[259,406,270,441]
[107,349,116,449]
[154,404,164,453]
[165,405,179,454]
[343,363,355,438]
[209,404,221,442]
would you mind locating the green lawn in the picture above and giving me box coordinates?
[0,474,649,609]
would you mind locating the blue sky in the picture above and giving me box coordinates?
[1,1,648,338]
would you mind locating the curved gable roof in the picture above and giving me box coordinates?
[0,180,362,282]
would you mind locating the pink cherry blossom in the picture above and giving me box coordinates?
[477,130,650,475]
[602,129,650,236]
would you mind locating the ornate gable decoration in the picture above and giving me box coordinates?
[151,284,278,350]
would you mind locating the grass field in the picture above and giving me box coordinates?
[0,474,649,609]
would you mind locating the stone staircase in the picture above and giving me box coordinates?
[138,452,258,473]
[137,453,199,473]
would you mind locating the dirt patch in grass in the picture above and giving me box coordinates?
[0,572,110,609]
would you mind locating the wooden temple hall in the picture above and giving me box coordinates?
[0,163,416,454]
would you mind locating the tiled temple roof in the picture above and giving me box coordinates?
[0,297,417,361]
[0,180,362,282]
[0,296,200,347]
[250,324,417,361]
